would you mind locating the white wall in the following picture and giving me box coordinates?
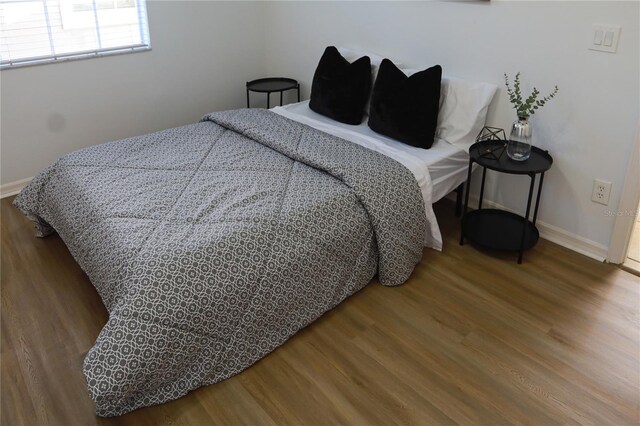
[2,1,638,255]
[1,1,266,185]
[263,1,639,252]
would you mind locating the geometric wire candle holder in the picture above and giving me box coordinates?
[475,126,507,161]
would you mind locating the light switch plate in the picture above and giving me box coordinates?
[589,24,621,53]
[593,29,603,45]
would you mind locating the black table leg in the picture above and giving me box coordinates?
[297,85,300,102]
[478,167,487,210]
[532,172,545,226]
[266,93,270,109]
[460,158,474,245]
[280,91,283,106]
[518,174,537,264]
[246,88,250,108]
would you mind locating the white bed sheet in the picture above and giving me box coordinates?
[272,100,470,251]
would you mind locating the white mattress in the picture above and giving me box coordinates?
[272,101,470,250]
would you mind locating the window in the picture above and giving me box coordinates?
[0,0,150,69]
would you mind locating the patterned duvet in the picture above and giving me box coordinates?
[14,109,427,416]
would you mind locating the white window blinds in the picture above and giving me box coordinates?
[0,0,150,69]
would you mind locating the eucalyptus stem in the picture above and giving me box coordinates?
[504,72,559,117]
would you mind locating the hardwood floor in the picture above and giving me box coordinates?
[2,195,639,425]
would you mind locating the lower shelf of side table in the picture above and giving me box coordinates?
[461,209,539,252]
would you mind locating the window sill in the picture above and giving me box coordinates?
[0,45,152,71]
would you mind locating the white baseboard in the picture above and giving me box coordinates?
[1,177,32,199]
[446,193,608,262]
[536,219,608,262]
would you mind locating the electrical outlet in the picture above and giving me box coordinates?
[591,179,612,205]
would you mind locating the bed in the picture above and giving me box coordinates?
[273,100,471,250]
[14,74,496,416]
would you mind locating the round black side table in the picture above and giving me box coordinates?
[246,77,300,109]
[459,140,553,264]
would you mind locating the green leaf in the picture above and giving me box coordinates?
[505,71,559,116]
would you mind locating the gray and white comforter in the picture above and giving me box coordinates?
[14,108,426,416]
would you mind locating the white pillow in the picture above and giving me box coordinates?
[337,47,404,116]
[437,77,498,152]
[401,70,498,152]
[337,47,386,67]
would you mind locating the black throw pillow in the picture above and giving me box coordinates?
[368,59,442,149]
[309,46,372,125]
